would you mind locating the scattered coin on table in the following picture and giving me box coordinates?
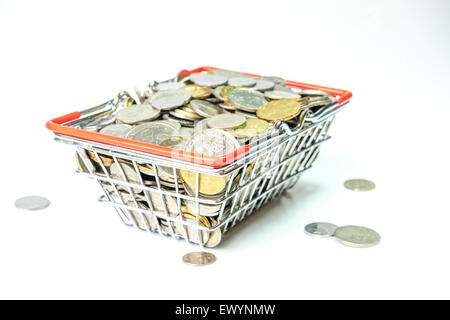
[344,179,376,191]
[182,252,217,266]
[304,222,338,238]
[15,196,50,211]
[334,225,381,248]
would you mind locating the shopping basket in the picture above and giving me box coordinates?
[46,66,352,247]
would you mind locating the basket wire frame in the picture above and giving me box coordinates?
[62,105,339,247]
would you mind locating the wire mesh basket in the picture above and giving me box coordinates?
[46,66,352,247]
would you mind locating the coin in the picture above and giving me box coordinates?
[221,85,242,101]
[80,115,116,131]
[257,99,302,122]
[172,212,210,245]
[115,104,160,124]
[122,201,157,231]
[182,84,212,99]
[182,252,216,266]
[158,136,186,181]
[344,179,376,191]
[158,119,182,131]
[334,225,381,248]
[252,79,275,91]
[264,90,300,99]
[180,170,227,196]
[126,121,177,145]
[154,81,186,91]
[234,109,258,119]
[190,100,221,117]
[207,114,246,129]
[231,118,269,137]
[304,222,338,238]
[15,196,50,211]
[227,88,268,112]
[260,75,286,86]
[205,227,222,248]
[99,124,132,138]
[211,68,246,79]
[149,89,191,110]
[227,77,256,87]
[110,162,143,193]
[162,113,195,128]
[192,74,227,87]
[170,109,203,121]
[87,150,114,167]
[184,200,222,216]
[179,129,239,195]
[212,85,226,101]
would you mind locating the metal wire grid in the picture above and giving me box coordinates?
[54,103,339,247]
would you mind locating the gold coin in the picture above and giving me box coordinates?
[124,97,134,107]
[231,118,269,137]
[182,84,212,99]
[179,170,226,196]
[173,108,204,120]
[181,208,212,228]
[256,99,302,122]
[87,150,114,167]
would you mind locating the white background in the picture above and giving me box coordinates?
[1,0,449,299]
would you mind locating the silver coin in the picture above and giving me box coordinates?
[184,199,222,216]
[182,252,216,266]
[159,135,186,150]
[184,129,240,156]
[149,89,191,110]
[304,222,338,238]
[211,69,247,79]
[227,88,268,112]
[110,162,142,193]
[99,124,132,138]
[252,79,275,91]
[80,115,116,131]
[154,81,186,91]
[233,109,258,119]
[212,85,226,101]
[122,201,157,231]
[162,113,195,128]
[260,76,286,86]
[126,121,177,145]
[301,89,333,96]
[158,119,182,131]
[15,196,50,211]
[115,104,160,124]
[273,84,294,92]
[177,127,194,138]
[264,90,300,99]
[335,225,381,248]
[344,179,376,192]
[207,114,246,130]
[227,77,256,87]
[205,225,223,248]
[192,74,227,87]
[195,118,210,131]
[190,99,221,117]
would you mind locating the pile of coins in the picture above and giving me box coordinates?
[74,69,335,247]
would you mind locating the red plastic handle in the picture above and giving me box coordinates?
[46,66,351,168]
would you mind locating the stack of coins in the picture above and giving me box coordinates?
[75,69,336,247]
